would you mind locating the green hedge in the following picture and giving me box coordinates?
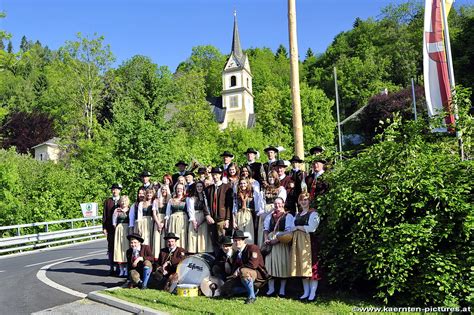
[319,118,473,306]
[0,148,107,235]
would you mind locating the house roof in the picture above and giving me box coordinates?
[31,137,61,149]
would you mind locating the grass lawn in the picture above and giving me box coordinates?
[104,288,379,314]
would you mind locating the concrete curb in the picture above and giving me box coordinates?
[88,287,168,315]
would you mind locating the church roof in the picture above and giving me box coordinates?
[206,96,226,123]
[231,12,246,66]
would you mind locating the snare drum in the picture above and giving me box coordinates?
[276,231,293,244]
[177,253,215,286]
[177,284,199,297]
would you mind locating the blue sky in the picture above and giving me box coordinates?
[1,0,470,71]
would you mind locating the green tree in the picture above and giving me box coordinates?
[176,45,226,97]
[20,35,31,53]
[275,44,288,59]
[58,33,115,139]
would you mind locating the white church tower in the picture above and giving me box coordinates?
[220,11,255,129]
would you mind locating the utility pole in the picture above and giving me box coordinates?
[288,0,304,162]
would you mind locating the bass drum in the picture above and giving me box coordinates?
[177,253,215,286]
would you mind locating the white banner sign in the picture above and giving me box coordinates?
[80,202,98,218]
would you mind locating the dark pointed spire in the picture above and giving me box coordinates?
[231,10,244,64]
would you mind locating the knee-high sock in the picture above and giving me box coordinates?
[308,280,319,301]
[279,279,287,295]
[142,266,152,288]
[266,279,275,295]
[300,278,310,299]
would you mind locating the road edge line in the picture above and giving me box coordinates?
[36,252,105,299]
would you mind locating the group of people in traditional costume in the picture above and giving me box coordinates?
[102,145,328,304]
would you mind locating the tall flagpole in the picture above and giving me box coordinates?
[440,0,464,160]
[288,0,305,164]
[334,67,343,160]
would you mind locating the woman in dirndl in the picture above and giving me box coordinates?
[257,170,286,247]
[233,178,263,244]
[263,197,294,297]
[152,185,170,260]
[187,181,213,253]
[113,196,131,277]
[165,183,188,249]
[135,188,155,247]
[290,192,321,302]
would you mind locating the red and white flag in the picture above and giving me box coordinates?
[423,0,455,126]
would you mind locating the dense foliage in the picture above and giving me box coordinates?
[319,115,473,306]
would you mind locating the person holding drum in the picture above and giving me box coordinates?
[135,188,155,247]
[165,184,188,249]
[220,230,269,304]
[155,232,186,290]
[152,185,170,261]
[126,233,153,290]
[113,196,131,277]
[263,197,294,297]
[257,170,286,247]
[187,181,213,254]
[290,192,321,302]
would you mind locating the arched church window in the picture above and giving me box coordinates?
[247,78,250,88]
[230,75,237,87]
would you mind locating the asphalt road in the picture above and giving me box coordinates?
[0,239,126,315]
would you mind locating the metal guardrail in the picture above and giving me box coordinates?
[0,216,104,255]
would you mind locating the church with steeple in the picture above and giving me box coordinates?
[209,12,255,129]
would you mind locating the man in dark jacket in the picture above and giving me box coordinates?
[242,148,267,188]
[126,233,153,289]
[212,236,234,280]
[221,230,269,304]
[154,232,186,290]
[205,167,233,248]
[103,183,122,275]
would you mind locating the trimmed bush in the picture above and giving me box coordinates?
[319,117,473,306]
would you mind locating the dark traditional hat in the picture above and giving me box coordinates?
[139,170,152,177]
[309,146,325,155]
[313,158,328,164]
[127,233,144,243]
[110,183,123,190]
[163,232,180,240]
[184,171,195,177]
[274,160,287,167]
[219,235,233,246]
[220,151,234,158]
[243,148,258,155]
[233,230,248,239]
[289,155,304,163]
[175,161,188,167]
[210,167,223,174]
[264,146,279,153]
[197,167,207,174]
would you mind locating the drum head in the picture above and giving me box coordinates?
[177,254,215,285]
[200,276,224,297]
